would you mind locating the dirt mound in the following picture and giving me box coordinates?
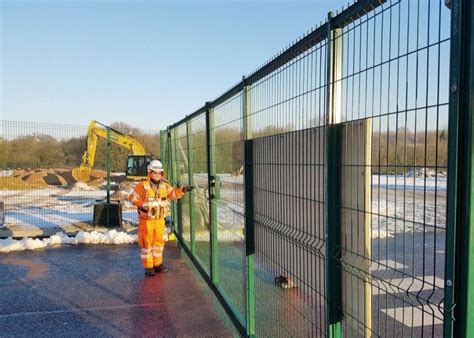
[0,168,109,190]
[55,170,77,185]
[43,173,63,185]
[21,174,31,182]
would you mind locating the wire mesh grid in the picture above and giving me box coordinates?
[1,120,161,234]
[334,1,450,336]
[172,123,190,243]
[211,93,247,319]
[248,36,329,336]
[162,0,458,336]
[189,113,211,273]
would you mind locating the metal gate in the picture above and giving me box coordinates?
[162,1,474,336]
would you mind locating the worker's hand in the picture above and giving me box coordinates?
[181,185,194,193]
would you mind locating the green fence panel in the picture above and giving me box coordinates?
[160,1,474,337]
[211,93,247,325]
[189,113,211,274]
[335,2,450,336]
[174,123,189,242]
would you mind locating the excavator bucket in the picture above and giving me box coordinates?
[71,166,91,182]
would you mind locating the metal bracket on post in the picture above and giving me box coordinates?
[209,175,216,199]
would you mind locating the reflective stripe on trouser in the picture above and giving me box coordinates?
[138,218,166,269]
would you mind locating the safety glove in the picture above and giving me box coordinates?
[181,185,194,193]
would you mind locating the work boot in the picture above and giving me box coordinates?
[154,264,168,273]
[144,268,156,277]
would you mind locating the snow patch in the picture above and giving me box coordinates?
[70,182,96,191]
[98,181,118,189]
[372,174,447,191]
[0,230,137,253]
[0,170,14,178]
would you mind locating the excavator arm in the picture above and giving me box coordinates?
[73,120,149,181]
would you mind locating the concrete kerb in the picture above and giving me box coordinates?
[0,220,138,240]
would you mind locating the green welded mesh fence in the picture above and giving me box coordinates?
[163,1,473,337]
[0,120,161,236]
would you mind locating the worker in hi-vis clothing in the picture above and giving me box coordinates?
[128,160,193,276]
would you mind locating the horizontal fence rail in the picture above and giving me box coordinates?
[163,1,473,337]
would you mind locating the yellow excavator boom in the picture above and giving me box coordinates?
[73,120,148,181]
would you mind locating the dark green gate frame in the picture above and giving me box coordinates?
[445,0,474,337]
[243,79,256,338]
[325,11,342,338]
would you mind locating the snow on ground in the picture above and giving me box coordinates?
[372,174,447,191]
[0,170,15,178]
[1,184,138,231]
[0,230,137,253]
[371,197,445,239]
[371,175,446,238]
[69,182,96,191]
[0,174,447,245]
[212,175,447,240]
[0,190,22,198]
[1,187,65,199]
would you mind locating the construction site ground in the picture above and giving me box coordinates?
[0,168,138,239]
[0,241,240,337]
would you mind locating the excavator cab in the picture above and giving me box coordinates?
[126,155,152,180]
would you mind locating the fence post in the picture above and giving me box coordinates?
[325,11,343,338]
[161,130,174,233]
[186,119,196,254]
[243,78,256,337]
[206,102,219,285]
[445,0,474,337]
[159,130,166,164]
[166,129,178,233]
[171,128,183,235]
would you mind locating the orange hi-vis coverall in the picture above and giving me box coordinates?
[128,178,185,269]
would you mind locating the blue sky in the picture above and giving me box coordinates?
[1,0,346,130]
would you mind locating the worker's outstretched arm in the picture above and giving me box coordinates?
[167,184,193,200]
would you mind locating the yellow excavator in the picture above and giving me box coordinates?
[72,120,152,182]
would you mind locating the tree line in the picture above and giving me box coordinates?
[1,121,447,175]
[371,127,448,173]
[167,125,448,176]
[0,122,161,172]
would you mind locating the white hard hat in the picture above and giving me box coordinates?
[147,160,164,173]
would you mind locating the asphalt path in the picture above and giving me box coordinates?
[0,242,239,337]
